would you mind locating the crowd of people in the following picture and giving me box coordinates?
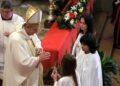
[0,0,103,86]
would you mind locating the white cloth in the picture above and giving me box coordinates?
[76,51,103,86]
[3,29,41,86]
[29,34,42,49]
[54,71,81,86]
[0,14,24,79]
[72,33,83,56]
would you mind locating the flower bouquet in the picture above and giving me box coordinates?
[57,11,76,29]
[57,0,88,29]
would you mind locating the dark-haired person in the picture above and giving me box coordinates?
[0,0,24,83]
[51,54,81,86]
[72,13,93,57]
[76,33,103,86]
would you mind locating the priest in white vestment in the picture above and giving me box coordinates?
[76,34,103,86]
[3,10,50,86]
[0,1,24,80]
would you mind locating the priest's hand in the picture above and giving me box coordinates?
[35,48,43,56]
[3,32,11,37]
[36,51,50,68]
[38,51,51,61]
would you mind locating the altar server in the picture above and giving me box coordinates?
[76,34,103,86]
[51,54,81,86]
[0,1,24,81]
[72,13,93,57]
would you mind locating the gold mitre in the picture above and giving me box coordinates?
[25,5,42,24]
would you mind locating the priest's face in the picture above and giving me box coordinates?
[1,8,13,20]
[25,23,38,35]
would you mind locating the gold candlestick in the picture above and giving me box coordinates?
[47,0,56,21]
[44,0,56,28]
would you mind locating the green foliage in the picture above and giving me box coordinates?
[98,51,119,86]
[57,15,68,29]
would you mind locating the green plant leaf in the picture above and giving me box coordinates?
[98,50,119,86]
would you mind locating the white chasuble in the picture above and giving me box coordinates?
[0,14,24,79]
[3,29,41,86]
[27,37,43,86]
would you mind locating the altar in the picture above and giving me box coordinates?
[41,21,80,73]
[41,0,94,74]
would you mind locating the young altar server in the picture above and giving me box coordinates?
[72,13,93,57]
[76,33,103,86]
[51,54,81,86]
[3,10,50,86]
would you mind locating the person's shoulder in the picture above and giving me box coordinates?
[77,33,84,40]
[59,76,74,86]
[9,31,21,41]
[13,13,24,21]
[89,51,101,64]
[10,31,19,38]
[13,13,22,18]
[92,51,100,59]
[59,76,72,82]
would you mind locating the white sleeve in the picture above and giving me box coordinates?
[54,81,59,86]
[30,34,42,48]
[72,34,82,56]
[54,80,64,86]
[72,40,77,56]
[54,77,71,86]
[76,71,81,86]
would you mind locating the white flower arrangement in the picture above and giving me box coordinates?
[57,0,88,29]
